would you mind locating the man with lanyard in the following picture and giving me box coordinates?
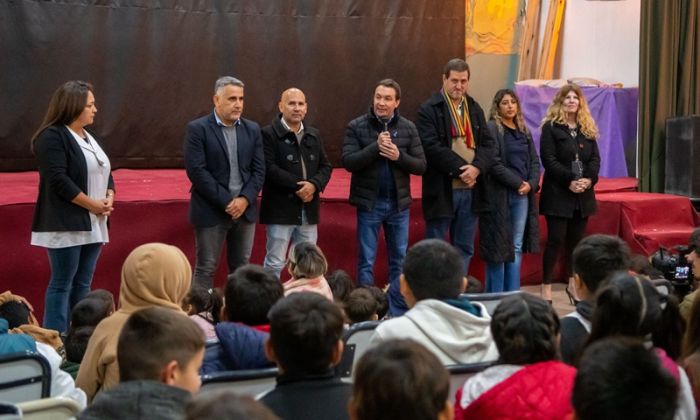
[260,88,332,278]
[417,58,496,274]
[342,79,426,316]
[184,76,265,289]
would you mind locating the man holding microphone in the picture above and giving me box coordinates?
[342,79,426,316]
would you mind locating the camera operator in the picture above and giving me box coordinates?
[679,228,700,320]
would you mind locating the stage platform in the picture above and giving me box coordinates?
[1,169,697,320]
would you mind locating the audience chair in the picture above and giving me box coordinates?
[0,352,51,403]
[0,402,21,419]
[200,367,278,398]
[336,320,381,380]
[16,397,81,420]
[446,361,495,403]
[461,291,522,315]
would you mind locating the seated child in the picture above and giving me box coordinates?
[574,337,678,420]
[0,295,64,355]
[560,234,630,364]
[583,271,696,419]
[0,318,86,408]
[63,326,94,378]
[77,243,192,401]
[78,306,205,420]
[85,289,116,313]
[360,286,388,320]
[370,239,497,364]
[182,284,222,341]
[283,242,333,300]
[260,292,351,420]
[70,293,114,328]
[201,265,283,373]
[185,390,279,420]
[349,339,452,420]
[456,293,576,419]
[62,294,115,378]
[327,269,355,304]
[345,288,379,324]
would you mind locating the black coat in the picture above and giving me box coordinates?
[32,125,114,232]
[342,109,426,211]
[260,118,332,225]
[416,92,496,220]
[478,121,540,263]
[260,370,352,420]
[539,121,600,218]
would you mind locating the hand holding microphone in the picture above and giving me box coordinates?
[377,119,399,161]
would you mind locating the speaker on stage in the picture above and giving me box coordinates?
[665,116,700,201]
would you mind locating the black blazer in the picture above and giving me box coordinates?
[539,121,600,218]
[260,117,332,225]
[184,112,265,227]
[32,125,114,232]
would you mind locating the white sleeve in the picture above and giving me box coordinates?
[675,366,698,420]
[35,341,87,409]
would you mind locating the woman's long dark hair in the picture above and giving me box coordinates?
[30,80,93,152]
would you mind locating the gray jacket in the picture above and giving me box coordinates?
[78,380,190,420]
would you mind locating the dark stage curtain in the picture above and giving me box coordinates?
[639,0,699,192]
[0,0,465,170]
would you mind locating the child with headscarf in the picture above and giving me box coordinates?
[76,243,192,402]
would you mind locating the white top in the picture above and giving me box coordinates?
[369,299,499,365]
[31,127,111,248]
[36,341,87,408]
[459,364,524,410]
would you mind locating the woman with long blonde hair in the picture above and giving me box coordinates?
[539,84,600,303]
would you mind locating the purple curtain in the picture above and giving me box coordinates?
[515,84,638,178]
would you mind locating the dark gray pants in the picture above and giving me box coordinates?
[193,219,256,289]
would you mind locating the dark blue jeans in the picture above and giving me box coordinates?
[425,188,478,274]
[356,197,409,317]
[193,219,256,289]
[44,242,103,332]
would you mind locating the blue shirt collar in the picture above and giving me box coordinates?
[214,110,240,127]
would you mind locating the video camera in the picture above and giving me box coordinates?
[650,245,693,297]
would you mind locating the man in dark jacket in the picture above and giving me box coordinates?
[342,79,426,316]
[184,76,265,289]
[417,58,496,275]
[260,88,332,278]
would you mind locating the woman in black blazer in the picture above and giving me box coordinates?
[30,81,114,333]
[539,84,600,303]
